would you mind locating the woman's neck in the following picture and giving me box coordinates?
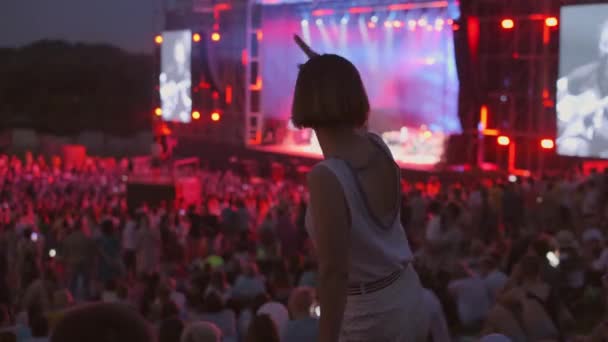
[315,127,364,159]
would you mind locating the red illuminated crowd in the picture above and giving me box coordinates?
[0,152,607,341]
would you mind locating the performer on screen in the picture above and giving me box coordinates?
[159,34,192,122]
[557,20,608,157]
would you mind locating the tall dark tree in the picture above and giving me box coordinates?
[0,40,156,135]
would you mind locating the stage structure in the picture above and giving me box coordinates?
[153,0,249,145]
[245,0,462,170]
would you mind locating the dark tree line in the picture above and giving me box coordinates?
[0,40,157,136]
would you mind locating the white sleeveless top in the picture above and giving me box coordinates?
[305,134,413,284]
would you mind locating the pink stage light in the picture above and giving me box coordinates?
[393,20,403,28]
[349,6,374,14]
[388,1,448,11]
[408,20,417,30]
[311,9,334,16]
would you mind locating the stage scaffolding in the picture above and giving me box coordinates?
[466,0,565,173]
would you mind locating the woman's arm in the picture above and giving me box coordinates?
[308,165,350,342]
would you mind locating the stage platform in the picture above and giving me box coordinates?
[250,143,436,172]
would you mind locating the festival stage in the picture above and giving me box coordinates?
[251,124,445,172]
[248,1,462,171]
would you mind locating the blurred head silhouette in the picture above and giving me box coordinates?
[51,303,154,342]
[291,36,369,130]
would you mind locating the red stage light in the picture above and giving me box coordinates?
[501,19,514,30]
[154,107,162,116]
[211,111,221,122]
[497,136,511,146]
[154,35,163,44]
[545,17,558,27]
[193,33,201,42]
[540,139,554,149]
[479,105,488,131]
[225,86,233,104]
[192,111,201,120]
[211,32,221,42]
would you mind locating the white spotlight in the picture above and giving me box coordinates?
[315,18,323,26]
[341,16,348,25]
[371,15,379,23]
[301,19,309,26]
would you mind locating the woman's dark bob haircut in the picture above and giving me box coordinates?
[291,54,370,129]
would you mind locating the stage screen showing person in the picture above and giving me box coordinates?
[160,30,192,123]
[558,5,608,158]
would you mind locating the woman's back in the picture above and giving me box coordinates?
[306,133,412,283]
[345,134,400,227]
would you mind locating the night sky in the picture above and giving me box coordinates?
[0,0,163,53]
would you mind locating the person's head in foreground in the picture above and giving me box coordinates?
[292,52,369,132]
[246,314,280,342]
[159,317,184,342]
[180,321,221,342]
[50,303,154,342]
[257,302,288,335]
[479,334,512,342]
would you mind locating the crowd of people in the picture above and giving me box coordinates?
[0,151,607,341]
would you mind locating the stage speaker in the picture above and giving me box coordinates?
[127,181,176,210]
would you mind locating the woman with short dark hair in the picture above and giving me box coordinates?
[294,37,430,341]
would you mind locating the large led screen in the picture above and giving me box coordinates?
[558,5,608,158]
[160,29,192,123]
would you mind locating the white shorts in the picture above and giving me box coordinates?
[339,265,431,342]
